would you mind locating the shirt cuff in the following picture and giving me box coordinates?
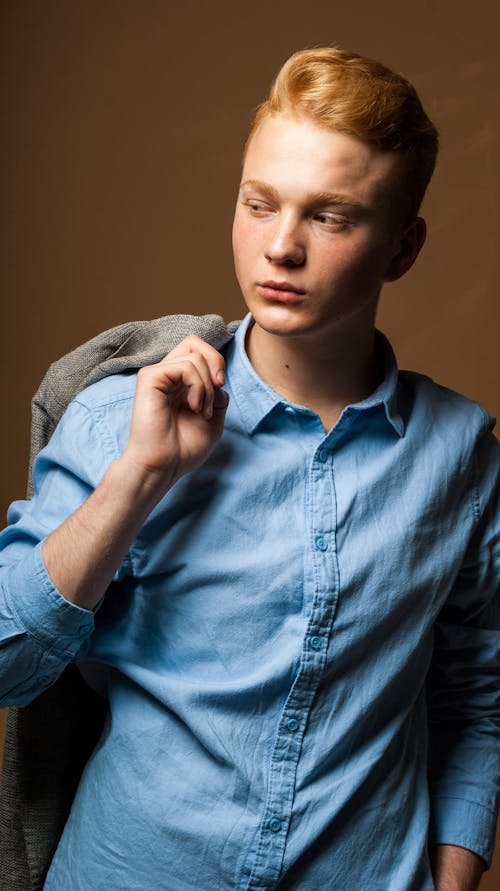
[429,796,498,868]
[6,540,95,657]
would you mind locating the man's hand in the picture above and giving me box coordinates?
[430,844,485,891]
[122,335,229,490]
[42,336,229,610]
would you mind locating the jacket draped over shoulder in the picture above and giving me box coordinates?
[0,313,239,891]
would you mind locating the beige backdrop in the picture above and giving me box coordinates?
[1,1,499,884]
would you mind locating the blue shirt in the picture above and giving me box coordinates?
[0,313,499,891]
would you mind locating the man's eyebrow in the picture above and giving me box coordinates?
[239,179,364,209]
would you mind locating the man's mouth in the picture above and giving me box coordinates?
[257,280,306,303]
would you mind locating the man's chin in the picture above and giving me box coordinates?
[246,301,315,338]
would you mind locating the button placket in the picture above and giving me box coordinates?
[242,435,341,891]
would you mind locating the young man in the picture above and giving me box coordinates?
[0,48,498,890]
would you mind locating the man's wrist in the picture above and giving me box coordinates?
[111,453,177,509]
[429,844,485,891]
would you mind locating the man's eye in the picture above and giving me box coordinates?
[245,201,270,213]
[315,213,349,227]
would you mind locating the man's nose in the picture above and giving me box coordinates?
[265,216,305,266]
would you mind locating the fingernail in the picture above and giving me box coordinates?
[216,370,225,385]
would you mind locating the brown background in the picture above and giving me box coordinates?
[1,1,499,884]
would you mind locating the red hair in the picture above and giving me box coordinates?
[243,47,438,221]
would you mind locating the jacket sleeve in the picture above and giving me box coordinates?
[0,397,129,708]
[427,428,500,867]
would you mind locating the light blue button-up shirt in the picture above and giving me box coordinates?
[1,313,499,890]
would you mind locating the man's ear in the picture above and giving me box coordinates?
[384,217,427,282]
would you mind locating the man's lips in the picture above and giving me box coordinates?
[257,281,306,303]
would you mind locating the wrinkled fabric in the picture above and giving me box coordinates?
[0,313,499,891]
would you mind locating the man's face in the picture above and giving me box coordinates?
[232,114,411,341]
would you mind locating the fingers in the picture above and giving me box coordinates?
[159,336,226,419]
[138,337,228,420]
[166,336,226,388]
[167,360,211,416]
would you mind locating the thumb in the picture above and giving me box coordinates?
[213,388,230,414]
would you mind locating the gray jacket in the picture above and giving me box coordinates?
[0,313,239,891]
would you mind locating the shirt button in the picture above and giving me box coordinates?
[78,622,93,636]
[38,674,52,686]
[309,635,322,651]
[286,717,300,733]
[268,816,282,833]
[318,448,328,463]
[284,406,296,415]
[315,535,328,551]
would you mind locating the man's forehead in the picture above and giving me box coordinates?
[246,114,384,162]
[242,114,402,203]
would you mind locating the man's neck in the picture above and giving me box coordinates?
[245,317,381,432]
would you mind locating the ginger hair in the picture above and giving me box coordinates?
[242,47,439,222]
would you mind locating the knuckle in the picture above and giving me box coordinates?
[185,335,220,359]
[185,335,203,348]
[165,335,199,357]
[186,352,210,376]
[186,356,206,379]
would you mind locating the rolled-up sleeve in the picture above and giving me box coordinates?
[427,429,500,866]
[0,396,128,707]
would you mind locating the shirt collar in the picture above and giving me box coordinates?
[228,313,405,438]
